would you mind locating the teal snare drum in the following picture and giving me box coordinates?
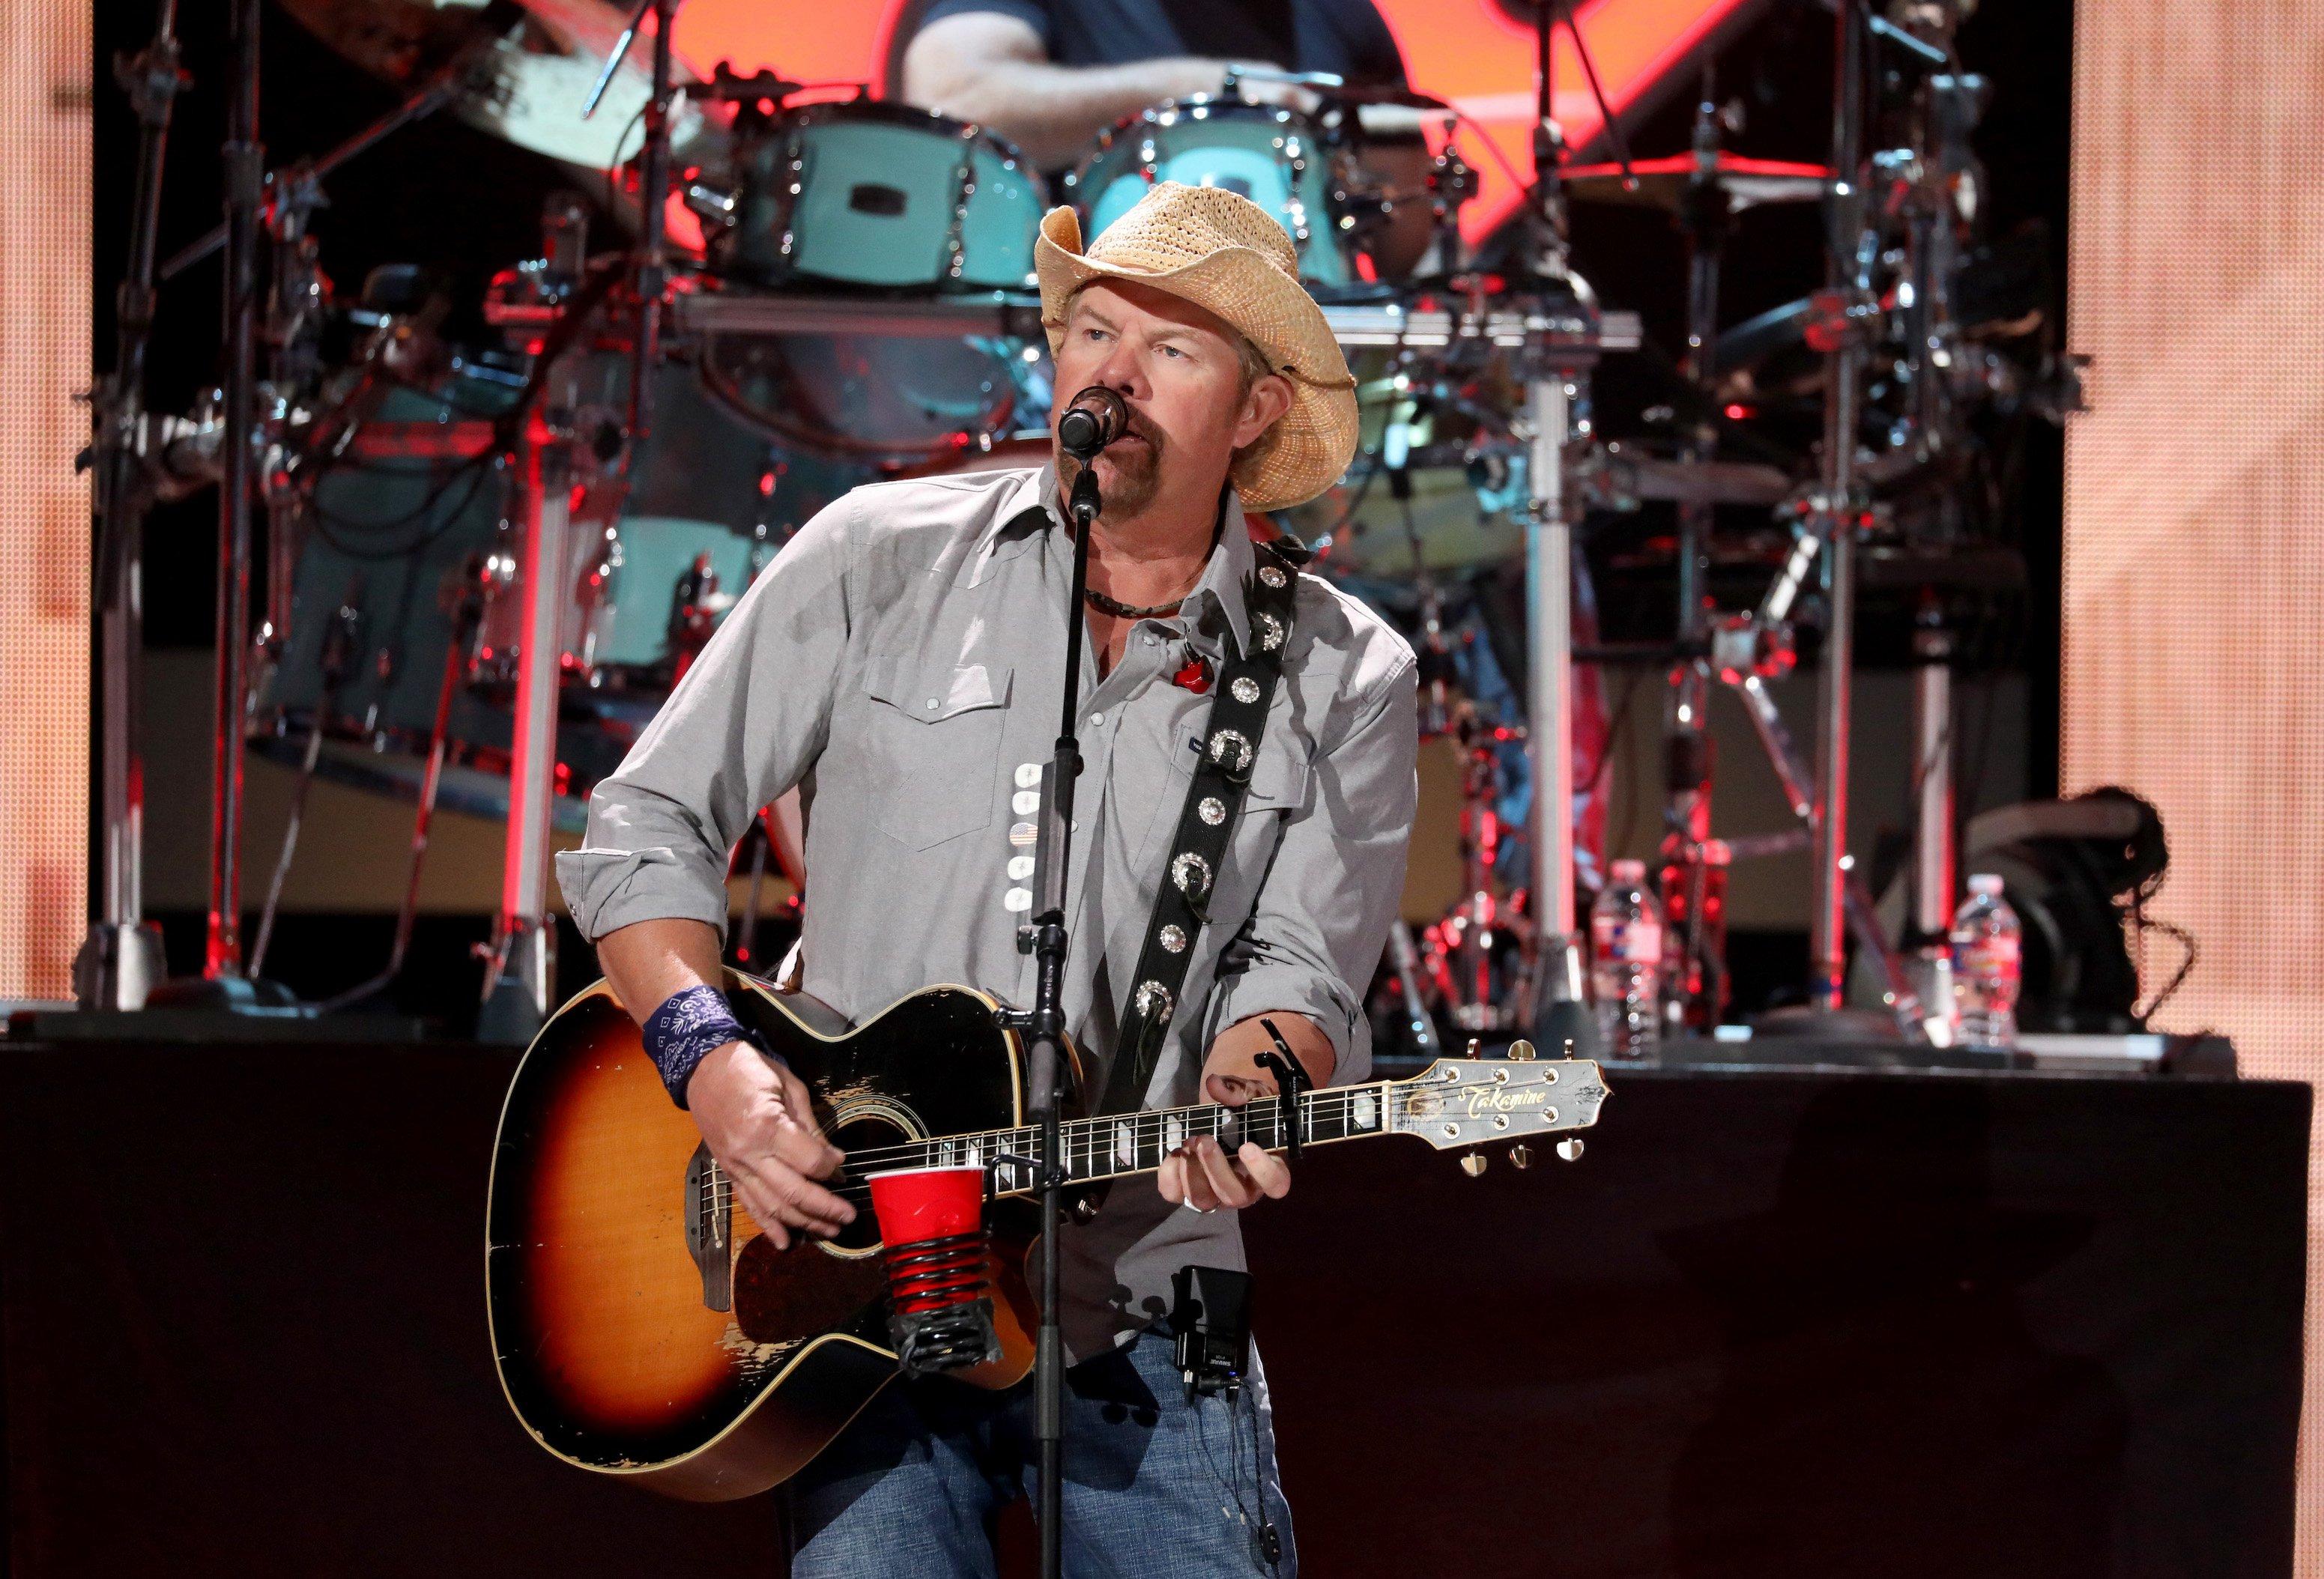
[1066,96,1357,289]
[714,100,1044,292]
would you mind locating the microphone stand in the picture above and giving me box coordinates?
[1005,459,1101,1579]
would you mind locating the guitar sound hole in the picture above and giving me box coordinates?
[829,1113,912,1253]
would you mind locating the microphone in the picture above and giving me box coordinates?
[1056,387,1131,460]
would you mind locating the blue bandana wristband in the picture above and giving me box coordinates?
[642,985,781,1109]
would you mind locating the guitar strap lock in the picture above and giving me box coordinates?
[1101,539,1301,1115]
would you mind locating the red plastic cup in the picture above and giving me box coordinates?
[866,1165,988,1315]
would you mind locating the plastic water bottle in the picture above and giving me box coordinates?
[1591,859,1664,1058]
[1951,873,2022,1051]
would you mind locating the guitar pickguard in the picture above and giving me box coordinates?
[733,1237,888,1348]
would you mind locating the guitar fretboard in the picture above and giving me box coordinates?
[841,1083,1394,1197]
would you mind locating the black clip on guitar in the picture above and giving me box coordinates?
[1253,1017,1314,1164]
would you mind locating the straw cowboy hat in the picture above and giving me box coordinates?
[1035,181,1359,513]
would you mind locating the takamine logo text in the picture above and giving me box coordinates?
[1462,1086,1548,1118]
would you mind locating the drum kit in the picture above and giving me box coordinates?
[79,0,2078,1047]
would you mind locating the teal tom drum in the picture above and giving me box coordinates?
[716,100,1045,292]
[1066,96,1357,289]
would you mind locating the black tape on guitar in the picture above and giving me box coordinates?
[1097,536,1304,1118]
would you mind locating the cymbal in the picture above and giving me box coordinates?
[1710,294,1815,381]
[276,0,497,86]
[1562,153,1833,213]
[278,0,706,170]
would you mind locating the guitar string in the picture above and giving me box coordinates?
[701,1076,1583,1210]
[709,1078,1558,1195]
[827,1071,1570,1172]
[707,1089,1383,1212]
[817,1085,1389,1181]
[793,1109,1368,1207]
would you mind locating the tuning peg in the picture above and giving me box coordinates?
[1465,1037,1483,1057]
[1507,1039,1536,1061]
[1460,1150,1489,1178]
[1510,1143,1534,1169]
[1563,1039,1576,1058]
[1556,1138,1585,1163]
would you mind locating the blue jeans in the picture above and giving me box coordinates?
[786,1328,1296,1578]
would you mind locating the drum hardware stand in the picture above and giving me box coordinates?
[153,0,268,1000]
[1803,0,1874,1017]
[1383,921,1444,1058]
[728,807,775,971]
[247,589,359,981]
[477,404,578,1042]
[727,796,805,975]
[1509,0,1633,1057]
[1659,69,1735,1031]
[76,0,188,1010]
[1705,605,1925,1036]
[157,28,501,286]
[1907,600,1957,1040]
[1386,449,1453,1057]
[249,166,333,752]
[584,0,686,466]
[143,0,488,1012]
[1426,713,1531,1035]
[318,590,482,1016]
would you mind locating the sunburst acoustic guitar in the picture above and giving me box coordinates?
[485,972,1609,1501]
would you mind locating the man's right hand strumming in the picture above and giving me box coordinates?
[687,1041,856,1249]
[596,916,856,1250]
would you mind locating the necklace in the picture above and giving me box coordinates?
[1080,514,1220,621]
[1085,578,1200,620]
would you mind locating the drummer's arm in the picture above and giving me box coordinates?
[901,12,1254,169]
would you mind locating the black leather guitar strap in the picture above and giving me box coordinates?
[1098,537,1304,1116]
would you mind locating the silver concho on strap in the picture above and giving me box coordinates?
[1253,611,1287,652]
[1197,796,1226,825]
[1259,564,1289,589]
[1134,980,1175,1024]
[1170,851,1213,899]
[1229,676,1261,705]
[1207,728,1253,775]
[1158,924,1188,954]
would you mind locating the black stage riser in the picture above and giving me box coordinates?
[0,1045,2304,1578]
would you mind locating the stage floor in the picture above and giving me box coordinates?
[1,1042,2305,1577]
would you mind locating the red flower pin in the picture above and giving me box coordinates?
[1172,654,1212,694]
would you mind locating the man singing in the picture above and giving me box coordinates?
[558,183,1417,1575]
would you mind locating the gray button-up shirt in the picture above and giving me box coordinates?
[557,463,1417,1356]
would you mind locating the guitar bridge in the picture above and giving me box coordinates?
[683,1144,733,1312]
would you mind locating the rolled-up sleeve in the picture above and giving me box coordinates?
[1207,655,1419,1087]
[554,496,856,942]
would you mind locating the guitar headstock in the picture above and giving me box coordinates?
[1385,1044,1609,1153]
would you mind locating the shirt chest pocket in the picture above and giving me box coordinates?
[864,654,1013,851]
[1214,734,1310,864]
[1238,746,1310,820]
